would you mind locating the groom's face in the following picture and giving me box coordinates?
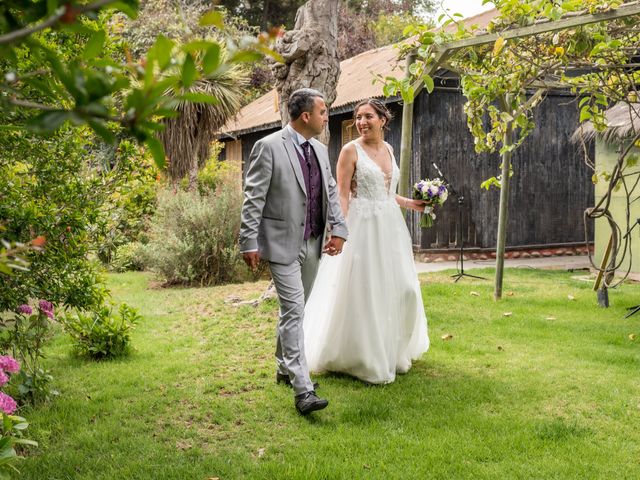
[303,97,328,137]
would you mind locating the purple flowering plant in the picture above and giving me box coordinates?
[412,178,449,228]
[0,354,37,474]
[38,300,55,320]
[0,356,19,415]
[1,301,56,403]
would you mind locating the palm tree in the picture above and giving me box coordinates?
[159,60,247,190]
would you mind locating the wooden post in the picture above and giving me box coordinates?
[593,234,613,291]
[494,95,514,300]
[399,52,417,199]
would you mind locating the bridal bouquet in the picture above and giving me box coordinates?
[412,178,448,228]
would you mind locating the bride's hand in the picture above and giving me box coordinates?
[406,198,426,212]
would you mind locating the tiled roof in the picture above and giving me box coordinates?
[222,8,497,136]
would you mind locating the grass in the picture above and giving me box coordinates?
[16,268,640,479]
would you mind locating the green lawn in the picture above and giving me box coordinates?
[17,269,640,479]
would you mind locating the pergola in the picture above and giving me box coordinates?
[394,2,640,299]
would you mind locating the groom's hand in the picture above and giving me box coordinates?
[243,251,261,271]
[323,236,345,256]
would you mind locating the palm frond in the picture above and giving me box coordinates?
[160,64,247,181]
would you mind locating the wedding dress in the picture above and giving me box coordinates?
[303,140,429,384]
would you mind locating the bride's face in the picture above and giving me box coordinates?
[355,104,385,139]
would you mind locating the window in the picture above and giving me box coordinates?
[224,139,242,163]
[341,119,358,146]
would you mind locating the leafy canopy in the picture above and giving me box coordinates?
[0,0,279,168]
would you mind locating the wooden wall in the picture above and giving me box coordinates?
[411,90,594,251]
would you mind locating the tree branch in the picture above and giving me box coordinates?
[0,0,118,46]
[7,98,59,111]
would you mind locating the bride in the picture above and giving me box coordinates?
[303,98,429,384]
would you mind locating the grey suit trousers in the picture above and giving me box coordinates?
[269,235,322,396]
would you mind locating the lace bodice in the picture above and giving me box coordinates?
[351,140,399,203]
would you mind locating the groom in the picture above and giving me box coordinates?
[239,88,348,415]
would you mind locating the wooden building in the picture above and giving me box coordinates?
[220,10,594,253]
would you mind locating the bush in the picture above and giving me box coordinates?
[143,170,245,286]
[111,242,145,272]
[61,304,140,359]
[0,128,108,312]
[93,140,159,266]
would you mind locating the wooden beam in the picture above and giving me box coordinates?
[440,3,640,53]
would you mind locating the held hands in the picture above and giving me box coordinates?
[243,251,261,271]
[323,236,345,256]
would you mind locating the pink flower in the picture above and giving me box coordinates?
[0,392,17,415]
[0,356,20,374]
[0,371,8,388]
[17,304,32,315]
[38,300,54,313]
[38,300,54,319]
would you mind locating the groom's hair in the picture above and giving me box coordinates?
[288,88,325,121]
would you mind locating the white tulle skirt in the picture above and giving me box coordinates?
[303,198,429,384]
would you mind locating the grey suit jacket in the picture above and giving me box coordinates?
[239,127,348,265]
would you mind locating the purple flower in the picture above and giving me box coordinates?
[0,356,20,374]
[17,304,32,315]
[0,371,8,388]
[38,300,55,318]
[38,300,54,313]
[0,392,17,415]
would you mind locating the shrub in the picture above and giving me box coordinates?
[61,303,140,359]
[143,169,245,286]
[0,128,108,312]
[193,142,228,193]
[93,140,159,266]
[0,303,57,404]
[111,242,146,272]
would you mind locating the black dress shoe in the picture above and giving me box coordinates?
[295,391,328,415]
[276,373,319,390]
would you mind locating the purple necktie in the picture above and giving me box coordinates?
[301,141,311,165]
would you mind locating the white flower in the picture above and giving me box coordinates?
[5,72,16,83]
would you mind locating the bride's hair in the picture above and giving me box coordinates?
[353,98,393,131]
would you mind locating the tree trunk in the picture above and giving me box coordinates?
[187,158,199,192]
[272,0,340,145]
